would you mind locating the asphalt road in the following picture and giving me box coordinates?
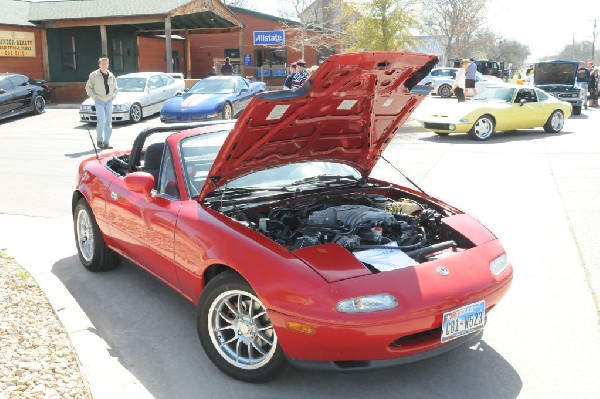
[1,98,599,399]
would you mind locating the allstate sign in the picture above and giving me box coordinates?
[253,30,285,46]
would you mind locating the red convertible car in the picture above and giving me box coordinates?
[73,52,513,382]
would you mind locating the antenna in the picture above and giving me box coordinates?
[85,125,100,160]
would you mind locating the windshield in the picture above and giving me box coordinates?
[116,77,147,92]
[180,131,362,199]
[190,79,235,94]
[472,87,516,103]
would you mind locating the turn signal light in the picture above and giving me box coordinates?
[285,321,316,335]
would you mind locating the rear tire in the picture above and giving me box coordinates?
[33,95,46,115]
[197,271,287,383]
[73,199,120,272]
[572,106,581,116]
[222,103,233,120]
[543,110,564,133]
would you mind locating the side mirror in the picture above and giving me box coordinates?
[124,172,154,201]
[519,98,527,106]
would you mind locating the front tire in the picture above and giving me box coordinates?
[33,95,46,115]
[438,84,453,98]
[129,103,143,123]
[197,271,287,383]
[468,115,495,141]
[73,199,120,272]
[543,110,564,133]
[222,102,233,120]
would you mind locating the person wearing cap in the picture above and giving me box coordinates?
[290,60,309,89]
[465,58,477,97]
[221,57,234,76]
[283,63,297,90]
[576,60,590,110]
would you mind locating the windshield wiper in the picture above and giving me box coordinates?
[205,186,288,198]
[289,175,361,187]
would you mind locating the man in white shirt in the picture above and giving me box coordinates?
[451,59,469,102]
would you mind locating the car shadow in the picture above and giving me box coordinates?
[52,255,523,399]
[419,129,576,144]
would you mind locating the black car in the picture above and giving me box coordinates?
[0,73,50,122]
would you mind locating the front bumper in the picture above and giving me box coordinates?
[288,329,484,371]
[160,111,220,123]
[421,120,473,133]
[79,111,130,123]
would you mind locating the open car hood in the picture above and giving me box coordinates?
[534,61,578,86]
[198,51,438,201]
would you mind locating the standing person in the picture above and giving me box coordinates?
[85,57,118,149]
[283,62,296,90]
[576,60,590,110]
[290,60,309,89]
[451,59,468,102]
[588,66,598,107]
[465,58,477,97]
[221,57,234,76]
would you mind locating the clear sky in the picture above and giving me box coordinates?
[240,0,600,62]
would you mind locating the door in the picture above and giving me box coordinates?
[8,75,33,112]
[105,143,181,286]
[234,77,253,113]
[147,75,168,108]
[511,88,547,128]
[0,77,16,115]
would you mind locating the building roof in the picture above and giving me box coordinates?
[0,0,36,26]
[228,6,299,26]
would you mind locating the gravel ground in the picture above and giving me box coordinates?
[0,250,92,399]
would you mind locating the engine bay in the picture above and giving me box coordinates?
[218,191,472,271]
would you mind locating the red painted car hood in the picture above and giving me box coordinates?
[199,52,438,200]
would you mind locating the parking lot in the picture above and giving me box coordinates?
[1,98,599,398]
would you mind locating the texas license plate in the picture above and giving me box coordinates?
[441,300,485,343]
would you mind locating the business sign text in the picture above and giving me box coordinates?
[0,31,36,57]
[253,31,285,46]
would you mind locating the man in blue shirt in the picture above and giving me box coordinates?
[576,60,590,110]
[465,58,478,98]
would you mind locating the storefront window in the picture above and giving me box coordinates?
[61,35,77,71]
[254,48,287,77]
[112,39,124,72]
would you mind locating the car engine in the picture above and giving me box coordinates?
[250,194,448,258]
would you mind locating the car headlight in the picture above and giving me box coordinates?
[336,294,398,313]
[80,105,92,112]
[490,253,509,276]
[113,104,129,112]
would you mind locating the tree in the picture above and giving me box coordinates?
[470,29,530,69]
[418,0,487,61]
[342,0,419,52]
[551,40,599,63]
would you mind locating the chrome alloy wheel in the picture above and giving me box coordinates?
[208,290,277,370]
[34,96,45,113]
[550,111,564,131]
[130,104,142,122]
[76,208,94,262]
[472,117,494,140]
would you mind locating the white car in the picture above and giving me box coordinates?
[429,72,504,98]
[80,72,185,123]
[418,67,459,86]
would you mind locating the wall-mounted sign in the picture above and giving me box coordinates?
[0,30,35,57]
[244,54,252,66]
[253,31,285,46]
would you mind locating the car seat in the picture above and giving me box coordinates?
[143,142,164,188]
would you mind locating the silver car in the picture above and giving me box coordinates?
[80,72,185,123]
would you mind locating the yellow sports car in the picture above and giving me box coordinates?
[419,84,572,141]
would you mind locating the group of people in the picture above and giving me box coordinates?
[451,58,478,102]
[576,59,599,109]
[283,60,317,90]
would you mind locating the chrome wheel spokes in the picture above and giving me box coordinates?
[76,209,94,262]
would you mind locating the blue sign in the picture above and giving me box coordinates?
[253,30,285,46]
[273,69,287,77]
[257,69,271,77]
[243,54,252,66]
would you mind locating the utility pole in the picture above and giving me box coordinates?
[593,19,597,61]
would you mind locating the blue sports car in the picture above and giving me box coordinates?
[160,76,266,123]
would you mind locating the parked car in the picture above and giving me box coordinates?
[417,67,458,86]
[79,72,185,123]
[72,52,512,382]
[159,76,266,123]
[534,60,584,115]
[0,73,49,122]
[430,71,503,98]
[419,84,572,140]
